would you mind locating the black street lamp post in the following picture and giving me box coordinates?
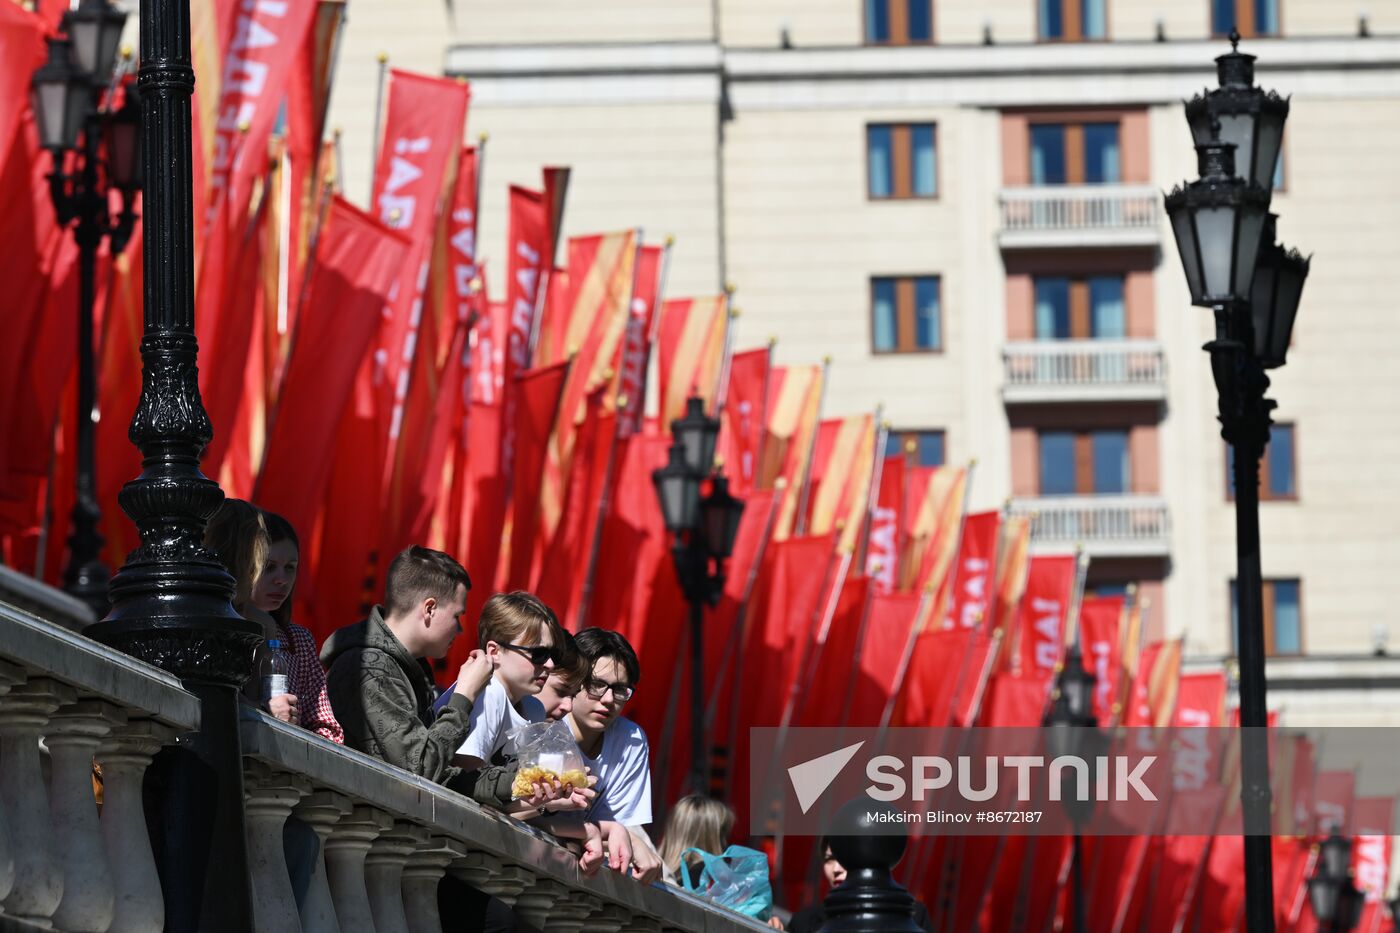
[1165,32,1309,933]
[1308,831,1364,933]
[81,0,262,929]
[653,396,745,795]
[1043,640,1099,933]
[30,0,142,618]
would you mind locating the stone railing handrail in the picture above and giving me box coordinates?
[999,183,1161,232]
[1003,339,1167,388]
[1008,494,1171,545]
[241,708,770,933]
[0,601,201,932]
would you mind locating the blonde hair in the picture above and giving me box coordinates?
[659,795,735,875]
[204,499,269,610]
[477,591,562,650]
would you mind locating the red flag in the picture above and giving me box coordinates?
[499,186,549,477]
[864,456,903,595]
[844,592,928,728]
[1314,770,1356,835]
[941,511,1000,630]
[255,197,408,553]
[502,361,571,590]
[370,72,470,446]
[1078,595,1126,723]
[716,347,770,496]
[1352,798,1393,930]
[447,146,481,331]
[1015,555,1076,674]
[658,296,727,428]
[616,244,664,438]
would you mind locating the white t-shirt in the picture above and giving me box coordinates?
[456,678,530,764]
[579,715,653,826]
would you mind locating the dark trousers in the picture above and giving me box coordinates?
[438,876,543,933]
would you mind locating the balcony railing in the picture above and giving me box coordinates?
[1008,494,1171,558]
[998,184,1161,249]
[0,594,765,933]
[1003,339,1167,404]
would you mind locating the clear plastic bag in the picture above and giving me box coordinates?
[509,720,589,799]
[679,845,774,921]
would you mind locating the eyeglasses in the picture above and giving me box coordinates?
[501,642,560,667]
[582,678,634,702]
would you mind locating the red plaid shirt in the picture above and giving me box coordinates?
[282,622,344,744]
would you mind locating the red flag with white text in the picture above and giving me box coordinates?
[1015,555,1076,675]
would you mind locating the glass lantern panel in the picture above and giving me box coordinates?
[1215,113,1255,183]
[1194,205,1236,300]
[1233,206,1268,297]
[35,82,69,148]
[69,19,101,77]
[1254,118,1285,193]
[1169,207,1204,302]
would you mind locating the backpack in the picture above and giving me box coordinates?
[678,845,774,921]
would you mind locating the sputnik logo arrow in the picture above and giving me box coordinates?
[788,741,865,814]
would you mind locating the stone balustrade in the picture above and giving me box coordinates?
[0,600,200,932]
[240,709,770,933]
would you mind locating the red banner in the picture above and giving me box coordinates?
[371,71,470,443]
[1015,555,1076,674]
[865,456,903,595]
[717,347,770,496]
[942,511,999,630]
[447,146,480,330]
[499,186,549,477]
[502,360,570,589]
[617,244,664,438]
[1353,797,1394,926]
[256,197,408,542]
[1078,595,1126,724]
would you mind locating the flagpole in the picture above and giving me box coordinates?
[474,133,488,235]
[711,284,737,415]
[333,128,344,193]
[792,355,830,537]
[369,52,388,203]
[857,411,888,570]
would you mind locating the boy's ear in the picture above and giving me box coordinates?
[421,597,437,622]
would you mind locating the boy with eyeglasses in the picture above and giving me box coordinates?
[565,627,664,883]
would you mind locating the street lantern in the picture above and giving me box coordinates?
[63,0,127,83]
[31,37,90,153]
[103,82,142,192]
[1308,831,1364,931]
[1249,215,1310,369]
[1044,640,1099,933]
[699,473,745,562]
[653,443,700,533]
[1184,31,1289,193]
[671,395,720,477]
[1164,125,1272,308]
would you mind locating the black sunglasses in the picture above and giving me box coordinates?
[501,642,560,667]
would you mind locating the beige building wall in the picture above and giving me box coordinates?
[446,0,714,44]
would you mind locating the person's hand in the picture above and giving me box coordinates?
[267,693,298,724]
[767,917,785,929]
[627,828,662,884]
[455,648,497,701]
[579,822,605,877]
[603,821,632,874]
[519,778,564,809]
[544,768,598,813]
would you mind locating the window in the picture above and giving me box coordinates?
[1212,0,1280,37]
[1034,275,1126,339]
[886,429,946,467]
[1030,122,1120,185]
[1038,429,1131,495]
[1273,138,1286,191]
[867,124,938,199]
[1230,578,1301,656]
[1039,0,1107,40]
[865,0,934,44]
[1226,423,1297,501]
[871,276,941,352]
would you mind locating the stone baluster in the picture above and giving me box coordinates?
[244,761,311,933]
[296,791,351,933]
[99,720,175,933]
[325,804,391,933]
[0,660,24,903]
[617,917,663,933]
[449,851,534,907]
[48,699,124,932]
[547,893,602,933]
[0,677,74,923]
[401,836,466,933]
[513,878,572,930]
[365,822,421,933]
[579,902,631,933]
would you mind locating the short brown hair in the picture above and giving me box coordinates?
[477,591,563,651]
[205,498,268,609]
[549,630,586,693]
[384,546,472,616]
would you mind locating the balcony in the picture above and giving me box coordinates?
[998,184,1161,249]
[1008,494,1170,558]
[1002,339,1167,405]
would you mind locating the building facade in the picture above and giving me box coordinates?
[325,0,1400,668]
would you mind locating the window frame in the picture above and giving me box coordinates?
[1210,0,1282,38]
[870,274,944,355]
[887,428,947,468]
[1036,427,1133,495]
[863,0,937,46]
[1027,118,1122,186]
[1229,577,1303,657]
[866,122,940,201]
[1032,272,1128,340]
[1037,0,1111,42]
[1226,422,1298,502]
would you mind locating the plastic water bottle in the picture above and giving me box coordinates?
[260,638,290,702]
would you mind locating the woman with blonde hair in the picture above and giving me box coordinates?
[659,795,735,887]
